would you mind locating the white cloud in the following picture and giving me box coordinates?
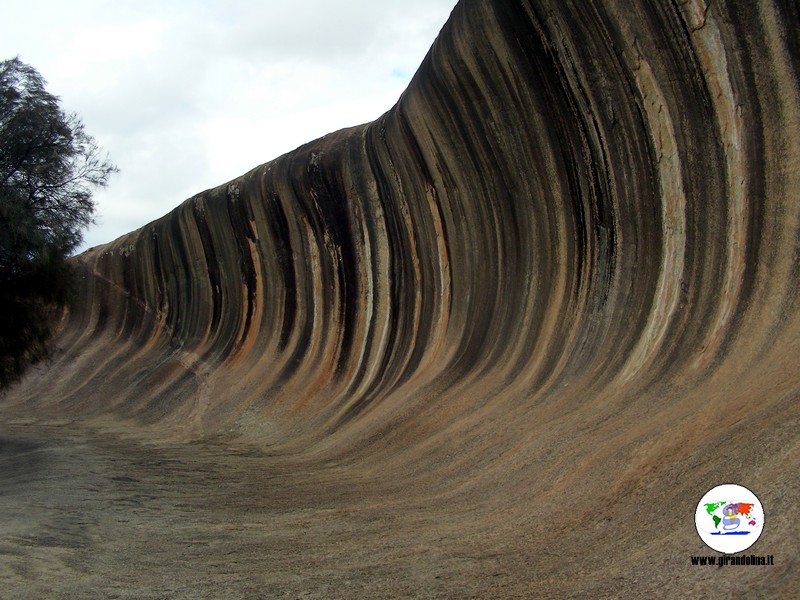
[1,0,458,251]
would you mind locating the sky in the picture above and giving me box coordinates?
[1,0,458,252]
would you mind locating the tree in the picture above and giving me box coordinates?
[0,56,117,389]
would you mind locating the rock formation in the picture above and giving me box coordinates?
[5,0,799,596]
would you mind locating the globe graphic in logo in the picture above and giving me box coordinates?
[695,484,764,553]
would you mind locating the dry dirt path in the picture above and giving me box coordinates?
[0,418,506,599]
[1,417,795,598]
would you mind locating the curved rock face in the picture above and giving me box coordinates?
[6,0,799,595]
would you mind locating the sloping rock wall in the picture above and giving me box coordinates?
[5,1,799,595]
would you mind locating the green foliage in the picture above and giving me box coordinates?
[0,56,117,389]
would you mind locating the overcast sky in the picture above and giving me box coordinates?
[1,0,458,251]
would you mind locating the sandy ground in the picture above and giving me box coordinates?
[2,415,796,598]
[1,418,512,599]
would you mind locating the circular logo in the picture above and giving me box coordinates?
[695,484,764,553]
